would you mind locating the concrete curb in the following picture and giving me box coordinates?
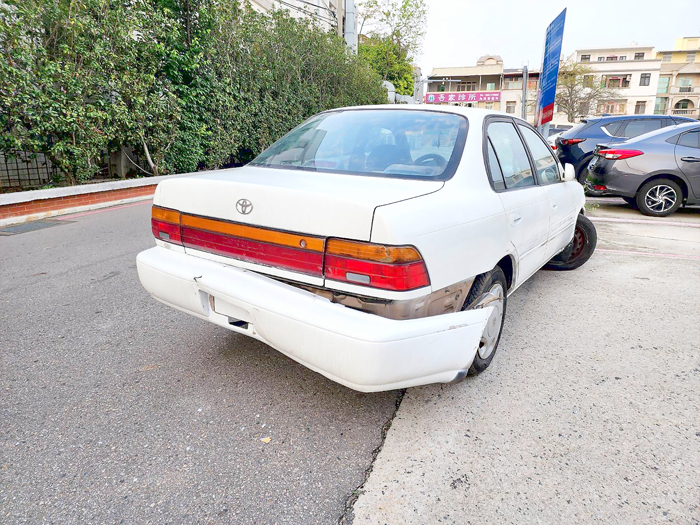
[0,173,186,206]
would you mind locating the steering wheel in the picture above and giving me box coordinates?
[414,153,447,168]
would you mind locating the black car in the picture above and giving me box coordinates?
[586,122,700,216]
[555,115,694,184]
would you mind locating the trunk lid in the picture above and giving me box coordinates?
[154,165,443,241]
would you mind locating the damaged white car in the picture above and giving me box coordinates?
[137,106,596,392]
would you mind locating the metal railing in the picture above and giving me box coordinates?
[670,86,698,94]
[671,108,698,116]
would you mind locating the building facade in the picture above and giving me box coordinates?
[654,37,700,119]
[249,0,345,35]
[562,46,661,118]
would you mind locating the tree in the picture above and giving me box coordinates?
[357,0,426,96]
[555,61,620,122]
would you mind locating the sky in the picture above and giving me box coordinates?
[417,0,700,76]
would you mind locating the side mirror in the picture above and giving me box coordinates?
[563,163,576,182]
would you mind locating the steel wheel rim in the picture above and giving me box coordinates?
[570,224,587,259]
[644,184,677,213]
[475,283,504,360]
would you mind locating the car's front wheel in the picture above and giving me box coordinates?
[636,178,683,217]
[544,214,597,271]
[463,267,508,375]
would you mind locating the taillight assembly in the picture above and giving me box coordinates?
[151,206,431,291]
[324,239,430,291]
[596,149,644,160]
[559,138,585,146]
[152,206,182,244]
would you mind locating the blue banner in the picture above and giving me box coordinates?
[535,9,567,127]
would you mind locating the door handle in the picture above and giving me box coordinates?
[680,157,700,163]
[510,213,522,225]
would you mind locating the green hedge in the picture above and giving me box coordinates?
[0,0,387,184]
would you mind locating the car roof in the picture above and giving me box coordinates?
[586,114,678,123]
[611,121,700,145]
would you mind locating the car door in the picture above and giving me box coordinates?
[485,119,549,284]
[674,129,700,199]
[517,124,578,260]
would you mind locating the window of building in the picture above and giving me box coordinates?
[486,82,496,91]
[634,101,647,114]
[505,80,523,90]
[678,78,693,92]
[597,57,605,62]
[663,53,672,62]
[606,56,618,61]
[604,76,631,89]
[599,101,626,114]
[438,84,445,92]
[583,75,595,88]
[527,79,538,90]
[619,56,627,61]
[580,54,590,62]
[486,122,535,189]
[640,73,651,87]
[484,102,494,110]
[657,77,670,94]
[634,52,645,60]
[654,97,668,114]
[506,101,516,114]
[675,99,692,109]
[687,52,696,63]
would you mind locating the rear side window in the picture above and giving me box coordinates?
[619,119,663,138]
[602,121,624,137]
[518,125,561,184]
[678,131,700,149]
[487,122,535,189]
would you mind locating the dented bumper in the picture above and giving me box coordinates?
[136,247,493,392]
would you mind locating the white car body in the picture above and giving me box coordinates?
[137,106,585,392]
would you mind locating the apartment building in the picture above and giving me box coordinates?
[501,68,540,120]
[249,0,345,35]
[655,36,700,119]
[425,56,506,110]
[564,46,661,118]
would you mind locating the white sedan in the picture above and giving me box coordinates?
[137,106,596,392]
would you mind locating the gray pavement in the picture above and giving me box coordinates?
[0,203,400,524]
[350,200,700,524]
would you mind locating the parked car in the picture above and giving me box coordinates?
[587,121,700,216]
[555,115,694,185]
[137,106,596,392]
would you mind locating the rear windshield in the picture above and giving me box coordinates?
[250,109,468,180]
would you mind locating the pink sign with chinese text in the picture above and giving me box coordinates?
[424,91,501,104]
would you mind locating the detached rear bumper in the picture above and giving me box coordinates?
[136,247,493,392]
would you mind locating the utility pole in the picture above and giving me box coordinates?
[344,0,357,53]
[521,65,528,120]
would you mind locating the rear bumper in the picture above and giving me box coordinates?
[136,247,493,392]
[586,159,642,198]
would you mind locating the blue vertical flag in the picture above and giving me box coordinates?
[535,9,567,127]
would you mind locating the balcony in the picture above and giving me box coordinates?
[670,86,699,94]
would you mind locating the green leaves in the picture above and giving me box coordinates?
[0,0,385,186]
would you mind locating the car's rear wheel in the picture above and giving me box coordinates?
[462,267,508,375]
[636,179,683,217]
[544,214,597,271]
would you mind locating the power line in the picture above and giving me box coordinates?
[275,0,337,25]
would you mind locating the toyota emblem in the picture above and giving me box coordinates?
[236,199,253,215]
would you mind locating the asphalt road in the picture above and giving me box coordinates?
[0,202,400,524]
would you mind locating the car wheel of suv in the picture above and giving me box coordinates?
[463,267,508,376]
[544,214,597,271]
[636,179,683,217]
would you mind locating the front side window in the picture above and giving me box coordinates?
[487,122,535,189]
[518,125,561,185]
[251,110,467,180]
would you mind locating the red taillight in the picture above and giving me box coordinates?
[596,149,644,160]
[324,239,430,291]
[551,144,557,150]
[152,206,182,244]
[560,138,585,146]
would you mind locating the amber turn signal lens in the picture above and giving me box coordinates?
[152,206,181,224]
[325,239,422,263]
